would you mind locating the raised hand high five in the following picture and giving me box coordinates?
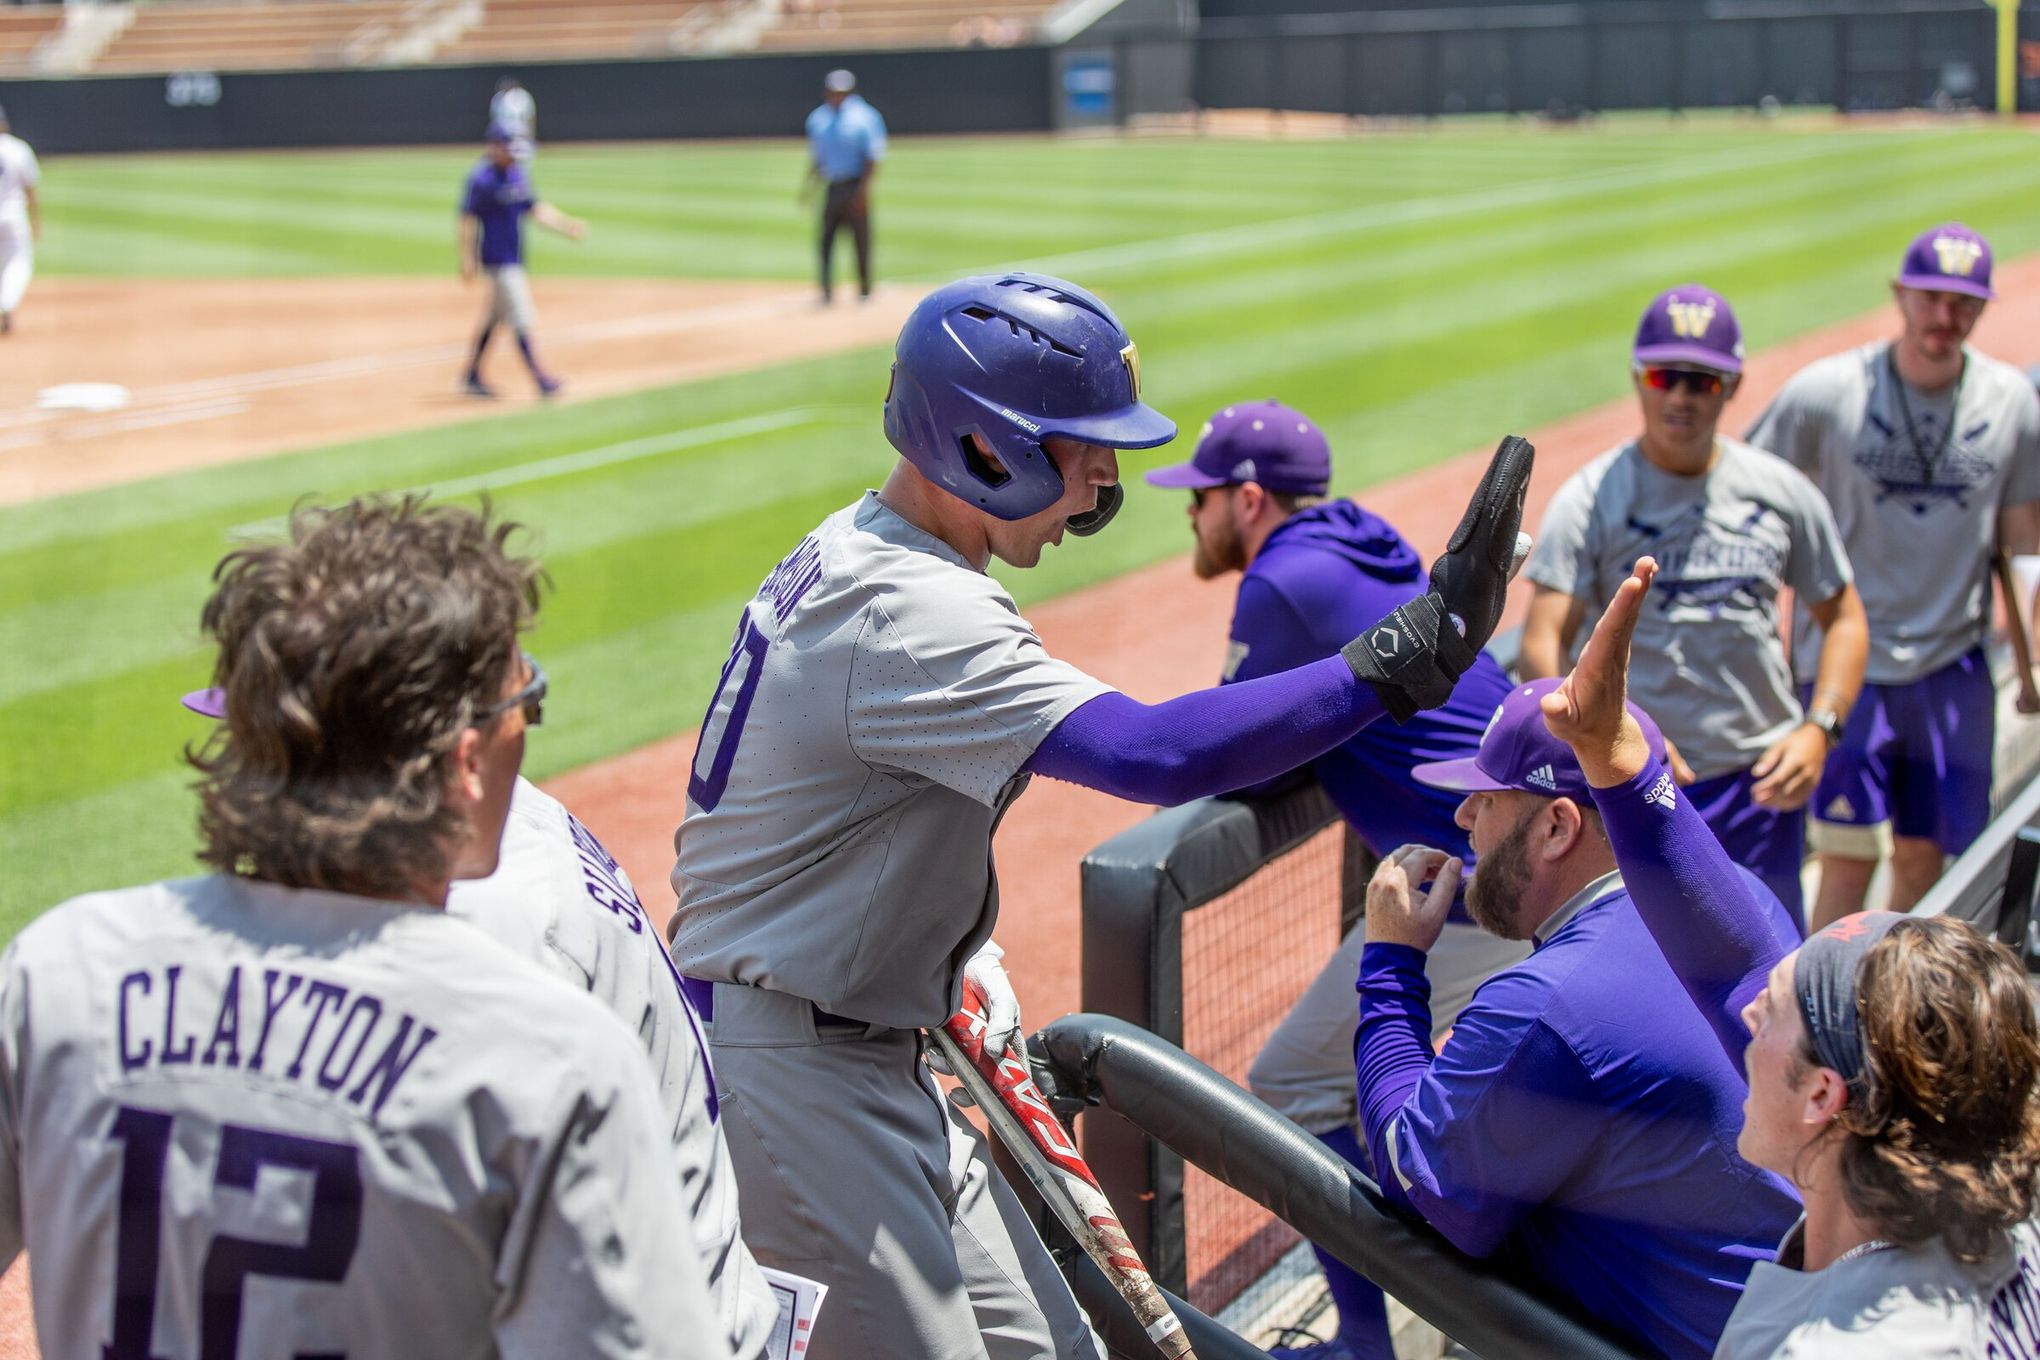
[1539,556,1659,789]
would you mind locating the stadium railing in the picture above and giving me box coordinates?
[1034,1012,1647,1360]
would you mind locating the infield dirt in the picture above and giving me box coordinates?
[2,265,2039,1353]
[0,276,913,506]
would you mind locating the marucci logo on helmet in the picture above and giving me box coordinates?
[1000,409,1043,434]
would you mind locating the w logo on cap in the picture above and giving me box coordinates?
[1665,299,1717,339]
[1932,235,1984,277]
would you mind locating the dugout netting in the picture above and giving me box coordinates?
[1078,777,1372,1317]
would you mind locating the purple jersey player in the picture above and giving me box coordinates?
[1145,401,1525,1360]
[1358,675,1803,1359]
[1747,224,2040,929]
[458,123,585,399]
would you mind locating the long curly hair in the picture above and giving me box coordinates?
[1825,916,2040,1262]
[189,495,543,899]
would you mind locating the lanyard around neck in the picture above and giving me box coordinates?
[1885,345,1966,489]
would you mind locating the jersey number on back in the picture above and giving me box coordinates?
[688,614,768,812]
[103,1105,362,1359]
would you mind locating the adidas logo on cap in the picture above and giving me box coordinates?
[1525,764,1557,791]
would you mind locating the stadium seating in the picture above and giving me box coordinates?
[0,4,61,78]
[752,0,1061,52]
[432,0,720,64]
[92,0,413,74]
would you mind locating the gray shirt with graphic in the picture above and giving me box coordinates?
[1746,341,2040,685]
[671,493,1112,1029]
[1526,437,1853,780]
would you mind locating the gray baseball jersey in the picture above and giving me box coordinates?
[0,874,730,1360]
[451,778,777,1360]
[671,492,1112,1027]
[1526,437,1853,780]
[1747,341,2040,684]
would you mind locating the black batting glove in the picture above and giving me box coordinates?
[1343,435,1534,721]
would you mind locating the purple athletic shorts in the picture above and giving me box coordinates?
[1806,646,1996,856]
[1686,768,1806,927]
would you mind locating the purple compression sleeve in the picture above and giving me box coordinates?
[1591,759,1790,1068]
[1024,655,1386,805]
[1353,942,1437,1218]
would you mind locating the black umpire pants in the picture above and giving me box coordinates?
[820,176,872,300]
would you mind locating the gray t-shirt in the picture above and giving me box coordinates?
[1747,341,2040,685]
[1716,1217,2040,1358]
[0,874,728,1360]
[451,778,776,1360]
[671,492,1113,1028]
[1526,437,1853,780]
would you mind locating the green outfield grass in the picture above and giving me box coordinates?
[7,120,2040,933]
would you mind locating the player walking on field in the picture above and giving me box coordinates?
[1747,223,2040,929]
[1522,285,1867,922]
[1144,400,1525,1360]
[670,270,1534,1360]
[2,496,728,1359]
[0,104,41,336]
[460,123,584,399]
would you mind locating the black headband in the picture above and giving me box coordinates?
[1795,912,1906,1103]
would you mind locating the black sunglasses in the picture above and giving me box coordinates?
[479,651,546,728]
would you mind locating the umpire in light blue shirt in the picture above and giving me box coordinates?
[804,68,886,304]
[1355,680,1803,1359]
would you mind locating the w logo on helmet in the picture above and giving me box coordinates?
[1932,235,1984,277]
[1120,343,1143,401]
[1666,299,1716,340]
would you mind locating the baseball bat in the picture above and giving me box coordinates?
[933,979,1196,1360]
[1996,551,2040,715]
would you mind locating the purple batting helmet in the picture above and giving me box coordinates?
[882,273,1176,532]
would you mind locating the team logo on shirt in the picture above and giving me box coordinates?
[1854,410,1995,515]
[1627,503,1787,620]
[1932,234,1985,277]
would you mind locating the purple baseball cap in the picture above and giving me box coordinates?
[1143,400,1331,496]
[1633,285,1744,375]
[1412,678,1666,802]
[485,122,515,144]
[1896,222,1994,301]
[182,686,225,719]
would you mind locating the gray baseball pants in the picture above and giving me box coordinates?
[705,983,1103,1360]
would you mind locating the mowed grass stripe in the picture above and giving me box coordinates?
[2,123,2033,931]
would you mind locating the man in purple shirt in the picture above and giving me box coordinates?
[458,123,585,399]
[1145,402,1525,1360]
[1356,678,1802,1359]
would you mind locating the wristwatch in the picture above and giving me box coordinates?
[1806,707,1844,748]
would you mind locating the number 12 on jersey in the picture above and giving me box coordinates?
[103,1104,361,1359]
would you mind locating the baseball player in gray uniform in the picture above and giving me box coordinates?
[0,495,729,1360]
[670,271,1534,1360]
[173,701,782,1358]
[0,104,40,336]
[1747,224,2040,928]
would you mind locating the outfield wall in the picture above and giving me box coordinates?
[0,45,1054,155]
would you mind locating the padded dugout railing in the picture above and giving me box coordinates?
[1033,1013,1648,1360]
